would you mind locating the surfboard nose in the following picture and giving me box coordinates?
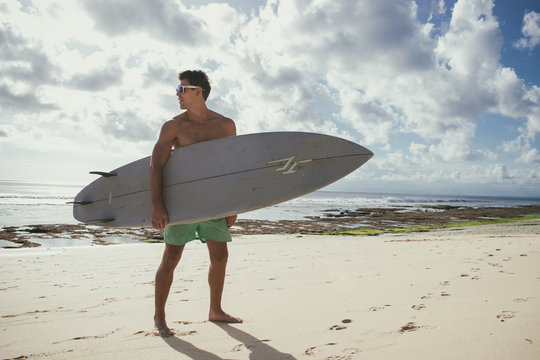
[343,138,373,161]
[364,147,374,158]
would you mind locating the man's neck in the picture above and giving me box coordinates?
[185,102,209,123]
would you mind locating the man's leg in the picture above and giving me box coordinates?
[206,239,242,323]
[154,243,184,336]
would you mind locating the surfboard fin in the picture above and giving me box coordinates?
[89,171,117,178]
[66,201,93,205]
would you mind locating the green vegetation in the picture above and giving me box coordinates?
[316,214,540,236]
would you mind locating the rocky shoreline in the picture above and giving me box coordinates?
[1,205,540,248]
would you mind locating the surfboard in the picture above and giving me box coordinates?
[72,132,373,227]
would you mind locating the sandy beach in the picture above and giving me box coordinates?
[1,219,539,359]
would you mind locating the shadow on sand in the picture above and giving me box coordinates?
[162,323,297,359]
[163,335,224,360]
[215,323,297,360]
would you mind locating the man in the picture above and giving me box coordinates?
[150,70,242,337]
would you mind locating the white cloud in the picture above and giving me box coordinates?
[80,0,207,45]
[67,60,124,91]
[518,148,540,164]
[514,11,540,50]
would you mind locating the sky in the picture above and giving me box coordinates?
[1,0,539,197]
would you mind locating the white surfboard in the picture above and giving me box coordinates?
[72,132,373,227]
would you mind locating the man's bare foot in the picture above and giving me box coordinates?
[154,326,175,337]
[209,310,243,323]
[154,320,175,337]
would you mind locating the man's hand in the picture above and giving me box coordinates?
[226,215,237,228]
[152,205,169,230]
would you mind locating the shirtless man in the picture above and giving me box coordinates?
[150,70,242,337]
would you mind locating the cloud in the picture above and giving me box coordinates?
[0,21,61,113]
[101,108,156,142]
[0,23,59,84]
[502,129,540,165]
[66,61,124,91]
[489,164,513,182]
[81,0,207,45]
[142,62,174,88]
[514,11,540,50]
[0,84,58,112]
[518,148,540,164]
[203,0,539,174]
[215,0,438,139]
[231,2,500,145]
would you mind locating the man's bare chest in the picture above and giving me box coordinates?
[174,122,224,147]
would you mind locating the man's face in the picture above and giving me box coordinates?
[177,79,198,109]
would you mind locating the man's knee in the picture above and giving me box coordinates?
[160,244,184,270]
[207,240,228,266]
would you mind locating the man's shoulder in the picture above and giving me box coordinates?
[207,111,235,137]
[209,110,234,123]
[172,113,189,122]
[165,114,188,127]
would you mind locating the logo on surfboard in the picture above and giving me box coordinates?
[268,156,312,174]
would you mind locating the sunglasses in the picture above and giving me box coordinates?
[176,85,200,94]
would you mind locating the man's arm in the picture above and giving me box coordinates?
[150,121,176,229]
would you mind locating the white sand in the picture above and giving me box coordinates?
[1,221,539,359]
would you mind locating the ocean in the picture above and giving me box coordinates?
[2,180,540,228]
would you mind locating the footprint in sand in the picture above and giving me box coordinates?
[163,329,198,337]
[304,342,337,356]
[308,347,361,359]
[54,328,120,344]
[174,320,197,325]
[232,343,247,352]
[329,319,353,331]
[497,311,517,322]
[399,322,420,333]
[134,329,197,337]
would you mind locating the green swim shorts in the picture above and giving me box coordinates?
[164,218,232,246]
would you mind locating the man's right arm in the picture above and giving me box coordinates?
[150,121,175,229]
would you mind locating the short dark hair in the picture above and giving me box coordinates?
[178,70,211,100]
